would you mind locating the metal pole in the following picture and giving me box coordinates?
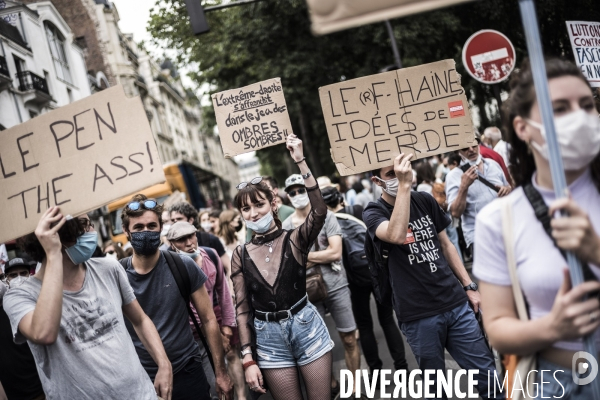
[518,1,600,396]
[384,20,402,69]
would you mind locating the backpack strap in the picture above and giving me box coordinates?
[522,184,597,283]
[161,250,215,371]
[460,163,500,193]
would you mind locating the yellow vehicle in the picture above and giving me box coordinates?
[108,162,189,245]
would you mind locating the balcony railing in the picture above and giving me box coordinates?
[16,71,49,95]
[0,56,9,77]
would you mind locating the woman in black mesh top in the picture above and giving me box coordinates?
[231,134,334,400]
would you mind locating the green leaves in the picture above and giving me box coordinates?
[148,0,600,183]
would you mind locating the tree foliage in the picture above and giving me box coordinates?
[148,0,599,183]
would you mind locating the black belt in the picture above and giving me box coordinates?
[254,297,308,322]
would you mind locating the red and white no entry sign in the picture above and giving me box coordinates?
[462,29,516,84]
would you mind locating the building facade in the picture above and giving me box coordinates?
[0,0,91,130]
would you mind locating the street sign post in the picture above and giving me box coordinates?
[462,29,516,84]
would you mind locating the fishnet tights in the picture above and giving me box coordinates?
[262,351,332,400]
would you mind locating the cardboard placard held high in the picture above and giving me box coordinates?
[212,78,293,158]
[319,59,475,176]
[0,85,165,243]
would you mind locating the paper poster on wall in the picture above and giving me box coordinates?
[319,59,475,176]
[0,85,165,243]
[566,21,600,87]
[212,78,293,158]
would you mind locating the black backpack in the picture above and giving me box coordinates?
[120,250,215,371]
[363,200,393,305]
[335,212,372,287]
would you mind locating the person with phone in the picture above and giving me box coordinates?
[445,138,511,254]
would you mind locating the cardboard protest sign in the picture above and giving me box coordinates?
[0,85,165,243]
[566,21,600,87]
[306,0,474,35]
[319,59,475,176]
[212,78,293,158]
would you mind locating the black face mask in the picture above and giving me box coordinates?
[129,231,161,256]
[235,221,243,232]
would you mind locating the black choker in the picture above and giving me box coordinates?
[252,228,284,245]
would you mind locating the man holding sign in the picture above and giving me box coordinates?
[364,154,500,399]
[3,208,173,399]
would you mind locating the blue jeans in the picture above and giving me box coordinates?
[172,357,211,400]
[535,357,595,399]
[400,302,503,399]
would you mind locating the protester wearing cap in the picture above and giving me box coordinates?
[0,256,45,400]
[167,221,243,400]
[168,202,231,290]
[282,174,361,396]
[3,209,171,399]
[365,153,500,399]
[120,194,232,400]
[445,133,511,253]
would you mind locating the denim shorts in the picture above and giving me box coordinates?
[254,298,335,369]
[314,286,357,333]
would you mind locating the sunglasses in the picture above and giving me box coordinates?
[126,199,158,211]
[236,176,263,190]
[287,188,306,197]
[7,270,29,280]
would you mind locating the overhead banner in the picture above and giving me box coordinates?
[0,85,165,243]
[566,21,600,87]
[212,78,293,158]
[306,0,475,35]
[319,59,475,176]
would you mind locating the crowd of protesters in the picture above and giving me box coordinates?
[0,57,599,400]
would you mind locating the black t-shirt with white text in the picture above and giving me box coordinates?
[363,192,467,322]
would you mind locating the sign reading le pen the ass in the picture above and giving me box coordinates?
[319,59,475,176]
[0,85,165,243]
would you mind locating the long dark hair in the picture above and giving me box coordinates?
[233,182,282,230]
[503,58,600,190]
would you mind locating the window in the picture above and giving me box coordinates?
[67,88,73,103]
[45,22,72,84]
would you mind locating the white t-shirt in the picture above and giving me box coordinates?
[3,257,156,399]
[473,168,600,351]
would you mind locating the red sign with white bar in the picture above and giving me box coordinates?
[462,29,516,84]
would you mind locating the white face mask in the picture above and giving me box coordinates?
[460,154,482,167]
[176,247,200,260]
[527,110,600,170]
[8,275,29,289]
[200,222,213,232]
[106,252,118,261]
[290,192,310,209]
[161,224,172,237]
[376,177,399,197]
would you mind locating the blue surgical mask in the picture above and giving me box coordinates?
[175,248,200,260]
[244,212,274,234]
[65,231,98,265]
[130,231,161,256]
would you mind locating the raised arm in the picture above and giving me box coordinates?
[18,207,66,345]
[286,134,327,257]
[374,154,414,245]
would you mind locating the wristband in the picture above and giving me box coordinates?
[294,157,306,164]
[243,360,257,370]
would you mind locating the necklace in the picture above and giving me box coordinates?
[263,241,274,263]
